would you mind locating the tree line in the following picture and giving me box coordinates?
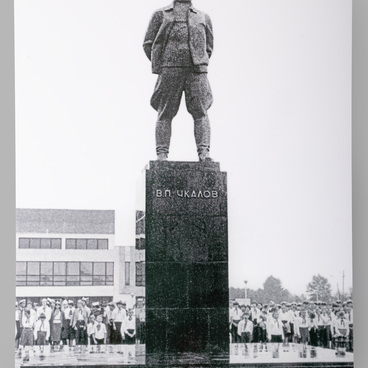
[230,275,353,303]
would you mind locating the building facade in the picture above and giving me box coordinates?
[16,208,145,305]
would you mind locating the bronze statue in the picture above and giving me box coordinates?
[143,0,214,162]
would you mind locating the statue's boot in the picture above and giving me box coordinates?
[156,120,172,161]
[194,117,213,162]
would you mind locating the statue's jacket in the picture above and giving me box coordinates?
[143,3,213,74]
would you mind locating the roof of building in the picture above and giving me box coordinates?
[16,209,115,234]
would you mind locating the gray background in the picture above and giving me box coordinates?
[1,0,366,367]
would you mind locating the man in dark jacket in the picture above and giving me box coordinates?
[143,0,214,162]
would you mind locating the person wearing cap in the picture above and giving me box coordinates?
[19,308,35,362]
[50,301,64,350]
[72,300,89,352]
[122,309,136,345]
[34,313,50,354]
[37,298,52,322]
[237,312,254,343]
[230,301,241,343]
[267,310,284,343]
[114,301,127,344]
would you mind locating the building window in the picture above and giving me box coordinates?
[18,238,61,249]
[15,261,114,287]
[65,238,109,250]
[125,262,130,286]
[136,262,145,287]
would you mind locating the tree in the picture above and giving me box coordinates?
[306,275,332,302]
[262,276,291,303]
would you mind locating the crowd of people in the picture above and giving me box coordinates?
[15,297,145,362]
[229,299,354,352]
[15,296,354,362]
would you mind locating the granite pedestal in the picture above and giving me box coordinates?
[144,161,229,359]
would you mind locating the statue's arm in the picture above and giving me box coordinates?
[143,10,164,61]
[205,14,214,59]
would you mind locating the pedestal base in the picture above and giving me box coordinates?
[144,161,229,357]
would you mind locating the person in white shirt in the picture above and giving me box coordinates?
[93,315,107,344]
[114,301,127,344]
[316,307,330,348]
[294,310,309,345]
[34,313,50,353]
[250,302,260,342]
[279,304,291,344]
[122,309,136,345]
[230,302,241,343]
[92,315,107,353]
[267,311,284,343]
[20,309,35,362]
[237,312,254,343]
[334,311,348,337]
[87,315,97,346]
[37,298,52,322]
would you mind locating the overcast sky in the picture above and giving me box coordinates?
[15,0,352,295]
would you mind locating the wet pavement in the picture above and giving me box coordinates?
[15,343,354,367]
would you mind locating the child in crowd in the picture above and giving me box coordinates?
[34,313,50,354]
[237,312,253,343]
[20,308,35,362]
[258,313,268,343]
[122,309,136,345]
[87,315,96,348]
[93,315,107,353]
[308,312,319,347]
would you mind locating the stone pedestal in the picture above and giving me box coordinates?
[144,161,229,357]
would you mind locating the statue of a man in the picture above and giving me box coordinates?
[143,0,214,162]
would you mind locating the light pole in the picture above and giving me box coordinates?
[244,280,248,300]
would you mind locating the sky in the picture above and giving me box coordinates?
[14,0,352,296]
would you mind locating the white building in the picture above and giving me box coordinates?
[16,208,145,305]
